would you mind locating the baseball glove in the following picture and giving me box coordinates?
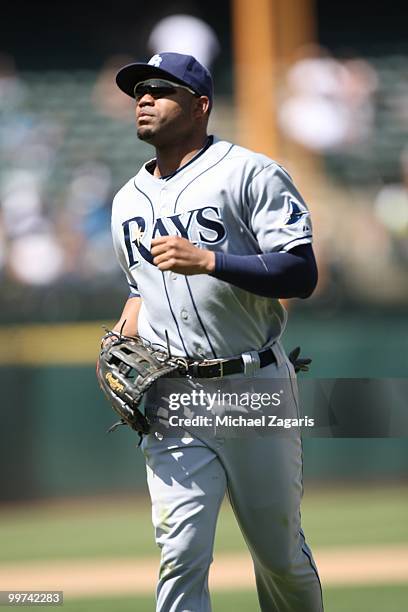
[96,331,188,438]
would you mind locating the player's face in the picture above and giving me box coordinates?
[134,80,205,146]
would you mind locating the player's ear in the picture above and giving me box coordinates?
[193,96,210,119]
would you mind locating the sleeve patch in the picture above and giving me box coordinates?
[284,193,309,226]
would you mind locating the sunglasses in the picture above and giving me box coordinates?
[133,78,199,99]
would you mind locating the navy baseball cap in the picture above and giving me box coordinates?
[116,52,213,105]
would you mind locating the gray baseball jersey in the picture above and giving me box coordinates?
[111,136,323,612]
[111,137,312,359]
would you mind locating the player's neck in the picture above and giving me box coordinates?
[153,134,209,179]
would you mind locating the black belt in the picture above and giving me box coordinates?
[186,347,276,378]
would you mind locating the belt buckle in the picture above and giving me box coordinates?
[200,359,225,378]
[201,359,224,378]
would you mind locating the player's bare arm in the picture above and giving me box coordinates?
[112,296,141,336]
[151,235,215,275]
[99,298,141,354]
[98,298,141,376]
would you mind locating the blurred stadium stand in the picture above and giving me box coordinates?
[323,55,408,184]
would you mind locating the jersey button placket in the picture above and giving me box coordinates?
[181,309,189,321]
[159,186,170,216]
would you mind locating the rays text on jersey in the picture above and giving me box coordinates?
[122,206,227,268]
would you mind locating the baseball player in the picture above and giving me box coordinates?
[110,52,323,611]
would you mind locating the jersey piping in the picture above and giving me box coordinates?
[133,180,156,222]
[184,277,218,359]
[173,143,235,214]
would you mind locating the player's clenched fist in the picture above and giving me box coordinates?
[151,236,215,275]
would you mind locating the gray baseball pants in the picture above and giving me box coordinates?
[141,343,324,612]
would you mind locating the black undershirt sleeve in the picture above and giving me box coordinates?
[209,243,318,299]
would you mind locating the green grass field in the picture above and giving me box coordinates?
[1,485,407,611]
[0,485,407,562]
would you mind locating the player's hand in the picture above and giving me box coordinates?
[151,236,215,275]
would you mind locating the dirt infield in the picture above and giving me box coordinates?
[1,545,408,599]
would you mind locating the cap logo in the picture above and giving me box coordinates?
[148,54,163,67]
